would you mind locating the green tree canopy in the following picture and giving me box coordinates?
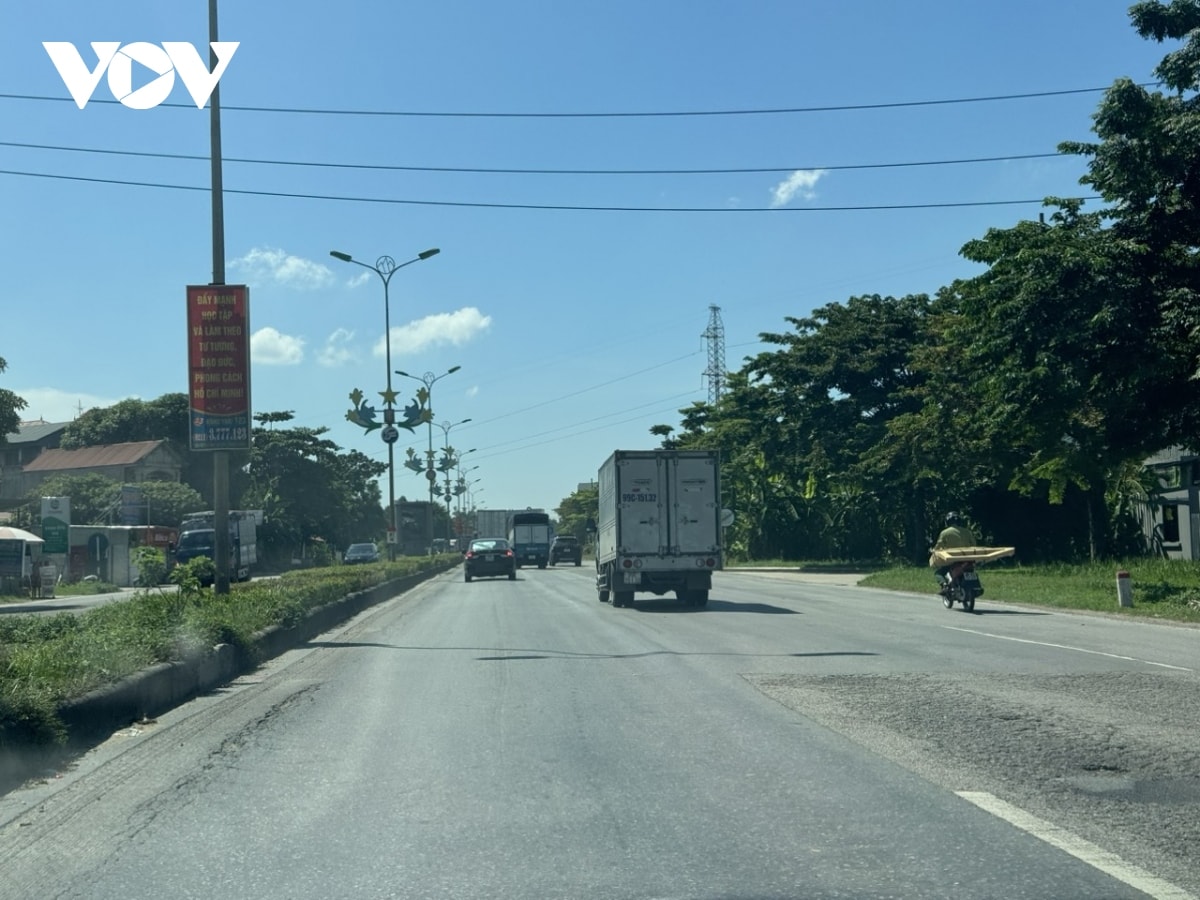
[26,473,122,525]
[554,484,598,540]
[60,394,190,448]
[0,356,28,442]
[240,415,387,563]
[139,480,207,526]
[1059,0,1200,437]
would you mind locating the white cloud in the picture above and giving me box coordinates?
[318,328,356,368]
[769,169,828,207]
[466,385,480,398]
[251,327,306,365]
[376,307,493,357]
[231,247,335,290]
[11,387,131,424]
[346,272,372,289]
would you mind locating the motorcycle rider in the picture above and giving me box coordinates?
[935,512,975,551]
[933,512,976,589]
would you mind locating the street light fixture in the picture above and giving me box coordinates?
[395,366,463,552]
[458,473,482,526]
[453,461,479,526]
[434,424,471,543]
[329,247,439,560]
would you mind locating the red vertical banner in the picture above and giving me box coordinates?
[187,284,252,451]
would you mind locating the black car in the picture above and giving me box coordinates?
[549,535,582,566]
[344,542,380,564]
[464,538,517,581]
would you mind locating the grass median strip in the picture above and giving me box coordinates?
[856,559,1200,623]
[0,556,458,748]
[730,557,1200,623]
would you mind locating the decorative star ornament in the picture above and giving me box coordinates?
[346,388,381,433]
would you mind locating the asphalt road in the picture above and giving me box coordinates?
[1,566,1196,899]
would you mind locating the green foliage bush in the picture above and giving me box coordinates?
[0,556,451,748]
[132,546,168,587]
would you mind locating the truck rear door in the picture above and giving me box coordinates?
[669,455,720,554]
[616,454,667,555]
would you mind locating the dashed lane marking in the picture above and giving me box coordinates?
[941,626,1193,672]
[956,791,1196,900]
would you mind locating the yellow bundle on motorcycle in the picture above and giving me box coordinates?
[928,546,1016,568]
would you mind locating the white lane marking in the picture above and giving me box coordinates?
[956,791,1196,900]
[941,626,1194,672]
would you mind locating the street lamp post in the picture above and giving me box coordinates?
[330,247,439,560]
[435,424,472,544]
[458,473,481,527]
[395,366,462,552]
[468,486,485,535]
[455,464,479,522]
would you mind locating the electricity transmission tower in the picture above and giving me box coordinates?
[702,304,726,405]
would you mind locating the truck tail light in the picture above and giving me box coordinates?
[622,558,633,569]
[705,557,715,567]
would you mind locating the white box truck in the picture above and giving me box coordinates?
[473,509,511,540]
[176,509,263,583]
[594,450,722,608]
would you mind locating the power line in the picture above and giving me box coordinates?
[459,391,698,453]
[461,350,704,429]
[0,83,1154,118]
[0,140,1065,176]
[0,169,1100,212]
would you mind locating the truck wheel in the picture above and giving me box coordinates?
[538,562,547,570]
[599,589,609,603]
[465,572,472,583]
[574,559,581,567]
[613,590,633,608]
[691,589,709,608]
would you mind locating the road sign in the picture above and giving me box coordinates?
[381,425,399,444]
[386,528,397,544]
[720,508,735,527]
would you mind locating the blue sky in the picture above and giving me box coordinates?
[0,1,1170,516]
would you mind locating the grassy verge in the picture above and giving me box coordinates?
[0,555,458,748]
[860,558,1200,623]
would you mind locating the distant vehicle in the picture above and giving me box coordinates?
[594,450,722,608]
[464,538,517,582]
[473,509,513,542]
[549,535,582,566]
[175,509,263,584]
[508,510,552,569]
[344,542,380,565]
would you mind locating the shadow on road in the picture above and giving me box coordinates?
[953,608,1052,616]
[630,598,797,614]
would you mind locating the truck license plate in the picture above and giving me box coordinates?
[623,572,640,585]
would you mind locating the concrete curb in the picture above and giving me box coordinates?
[2,561,457,787]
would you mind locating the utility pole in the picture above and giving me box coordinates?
[702,304,726,405]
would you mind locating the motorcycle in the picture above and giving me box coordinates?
[937,560,982,612]
[929,546,1015,613]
